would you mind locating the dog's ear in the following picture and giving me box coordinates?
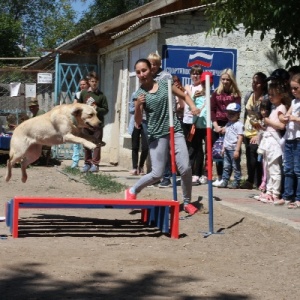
[71,106,83,117]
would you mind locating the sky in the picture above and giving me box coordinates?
[71,0,94,21]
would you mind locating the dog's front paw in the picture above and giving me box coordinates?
[85,141,97,150]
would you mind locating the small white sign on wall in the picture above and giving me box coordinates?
[25,83,36,97]
[37,73,52,84]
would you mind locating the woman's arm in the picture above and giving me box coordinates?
[134,94,145,126]
[172,85,200,115]
[264,117,286,130]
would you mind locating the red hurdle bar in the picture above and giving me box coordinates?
[10,196,180,239]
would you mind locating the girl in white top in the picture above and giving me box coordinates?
[257,82,289,203]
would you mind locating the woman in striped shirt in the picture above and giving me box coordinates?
[125,59,200,215]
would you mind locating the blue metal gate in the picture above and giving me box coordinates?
[57,63,98,105]
[52,62,97,159]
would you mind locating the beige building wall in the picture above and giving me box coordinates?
[99,10,286,169]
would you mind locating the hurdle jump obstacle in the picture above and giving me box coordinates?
[5,196,180,239]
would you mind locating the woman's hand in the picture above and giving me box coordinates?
[250,136,259,144]
[233,150,239,159]
[134,122,141,129]
[193,90,202,98]
[190,106,200,115]
[136,94,146,107]
[213,123,222,133]
[219,127,226,134]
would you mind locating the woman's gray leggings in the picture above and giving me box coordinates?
[132,132,192,204]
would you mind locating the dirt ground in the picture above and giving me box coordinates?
[0,162,299,300]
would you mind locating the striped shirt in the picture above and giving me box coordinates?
[135,80,183,142]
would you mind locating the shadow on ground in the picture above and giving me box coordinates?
[17,214,167,238]
[0,262,253,299]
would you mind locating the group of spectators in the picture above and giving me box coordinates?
[127,51,300,211]
[8,53,299,212]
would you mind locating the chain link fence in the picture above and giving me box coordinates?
[0,60,96,161]
[0,67,55,119]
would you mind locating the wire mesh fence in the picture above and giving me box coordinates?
[0,60,97,160]
[0,67,55,123]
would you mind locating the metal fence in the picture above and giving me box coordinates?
[0,67,55,123]
[0,61,98,160]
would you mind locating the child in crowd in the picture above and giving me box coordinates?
[183,65,204,185]
[254,98,272,193]
[128,91,148,175]
[72,78,89,168]
[255,82,289,203]
[218,103,244,189]
[192,71,214,184]
[277,73,300,208]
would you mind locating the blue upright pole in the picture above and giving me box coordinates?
[201,74,223,237]
[54,53,60,106]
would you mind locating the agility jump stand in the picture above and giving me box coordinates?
[5,196,180,239]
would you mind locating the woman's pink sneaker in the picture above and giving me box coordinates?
[125,189,136,200]
[184,203,198,215]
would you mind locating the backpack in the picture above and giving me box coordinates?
[212,136,224,160]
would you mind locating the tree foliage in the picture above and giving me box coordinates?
[202,0,300,67]
[76,0,153,32]
[0,13,23,57]
[0,0,154,58]
[0,0,83,56]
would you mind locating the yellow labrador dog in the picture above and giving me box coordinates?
[6,103,101,183]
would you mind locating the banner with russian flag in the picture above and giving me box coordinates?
[162,45,237,88]
[187,52,214,68]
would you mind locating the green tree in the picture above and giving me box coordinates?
[0,13,23,57]
[203,0,300,67]
[0,0,85,56]
[77,0,153,32]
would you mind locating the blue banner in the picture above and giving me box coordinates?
[162,45,237,89]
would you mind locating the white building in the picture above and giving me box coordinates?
[24,0,286,169]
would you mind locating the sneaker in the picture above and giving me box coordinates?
[228,182,240,189]
[89,164,99,172]
[192,175,200,186]
[81,164,91,173]
[147,180,161,187]
[158,178,172,188]
[184,203,198,215]
[259,193,273,203]
[71,162,78,168]
[212,179,223,187]
[130,169,138,175]
[199,175,208,184]
[125,188,136,200]
[273,198,291,206]
[240,181,253,189]
[218,181,228,188]
[253,194,263,201]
